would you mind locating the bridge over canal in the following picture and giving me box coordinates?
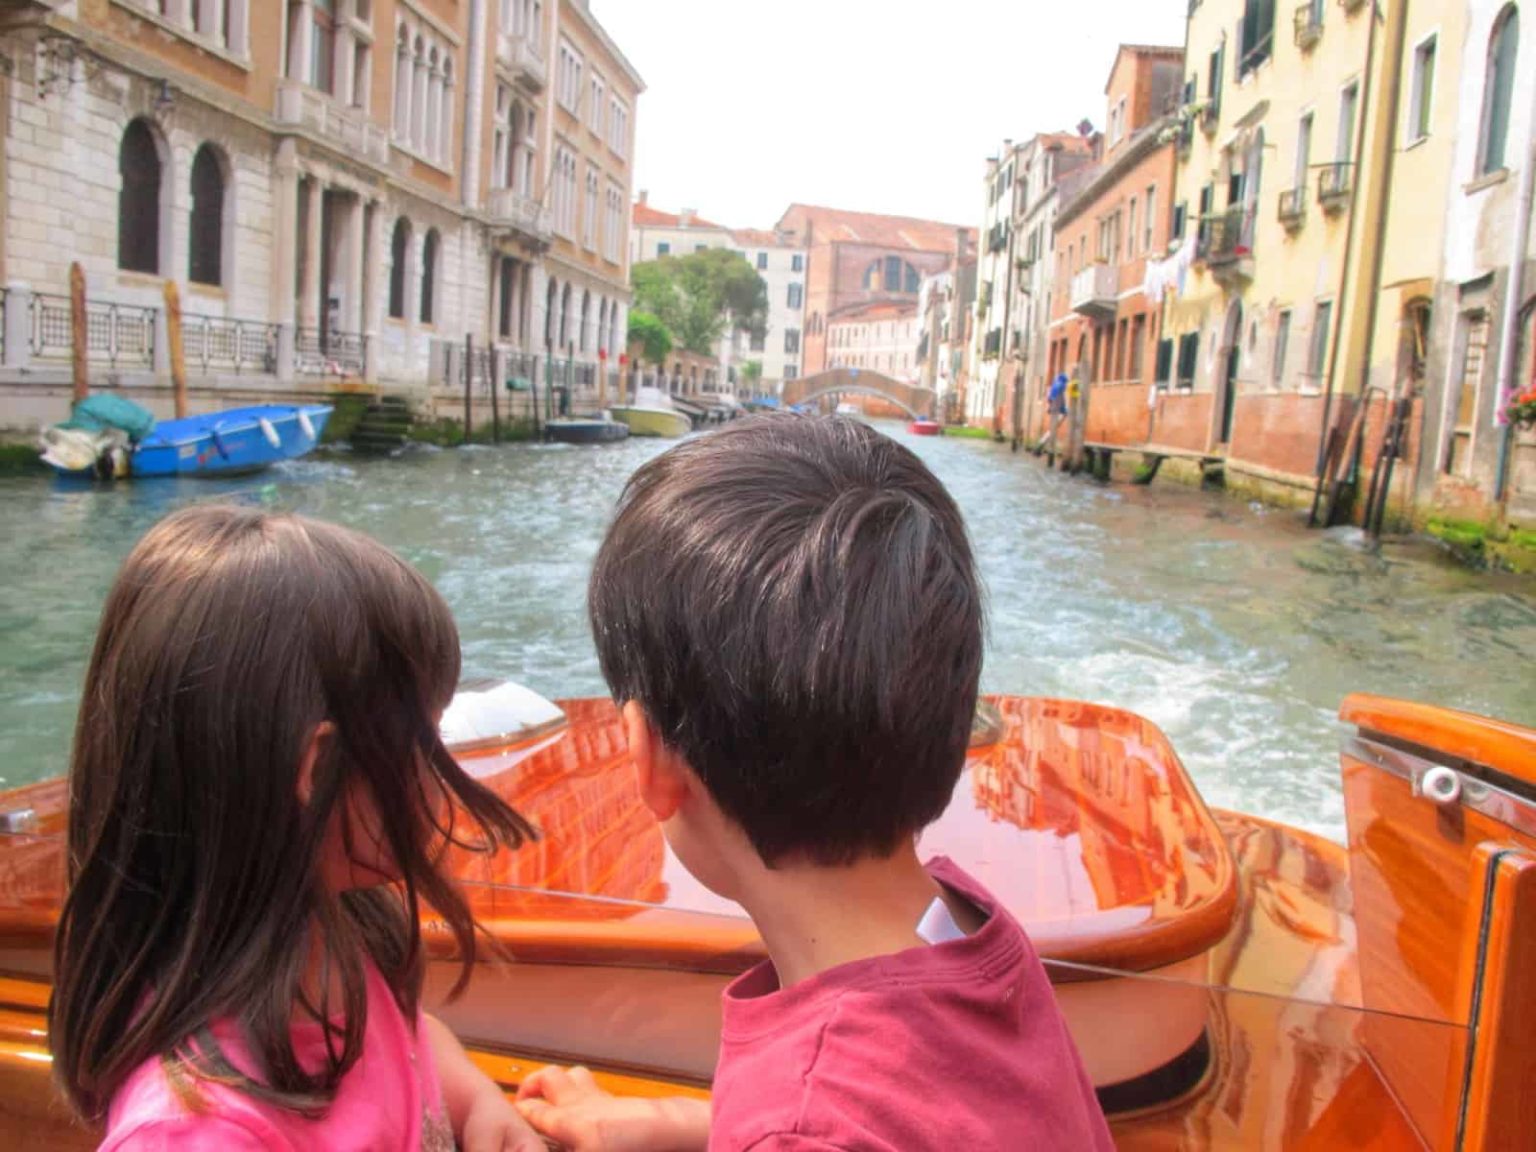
[781,369,937,420]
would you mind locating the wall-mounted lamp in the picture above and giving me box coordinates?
[153,78,176,116]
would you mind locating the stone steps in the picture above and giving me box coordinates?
[349,395,414,453]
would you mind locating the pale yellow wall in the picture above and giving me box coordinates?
[1167,0,1375,402]
[1363,3,1466,397]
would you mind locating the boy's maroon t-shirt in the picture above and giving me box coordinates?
[708,857,1114,1152]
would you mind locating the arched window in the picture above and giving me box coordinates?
[580,289,591,352]
[188,144,226,286]
[420,228,439,323]
[597,298,608,355]
[546,277,559,346]
[388,217,411,319]
[559,282,572,350]
[1481,5,1521,175]
[439,59,455,164]
[118,118,163,274]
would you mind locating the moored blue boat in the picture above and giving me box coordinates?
[130,404,333,477]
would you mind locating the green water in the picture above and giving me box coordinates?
[2,428,1533,842]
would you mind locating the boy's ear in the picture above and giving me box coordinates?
[621,701,689,822]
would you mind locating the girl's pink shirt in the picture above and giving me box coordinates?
[99,962,452,1151]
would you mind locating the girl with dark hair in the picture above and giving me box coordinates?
[49,505,544,1151]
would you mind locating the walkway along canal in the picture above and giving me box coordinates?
[1,426,1533,844]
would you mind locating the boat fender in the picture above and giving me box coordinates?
[259,418,281,449]
[297,410,317,441]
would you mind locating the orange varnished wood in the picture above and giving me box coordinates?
[0,695,1476,1149]
[1110,810,1426,1151]
[0,696,1238,978]
[1459,849,1536,1152]
[1341,701,1536,1150]
[1341,693,1536,787]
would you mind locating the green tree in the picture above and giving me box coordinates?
[741,360,763,388]
[631,249,769,356]
[627,310,673,367]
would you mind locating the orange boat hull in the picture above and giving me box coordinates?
[0,694,1531,1149]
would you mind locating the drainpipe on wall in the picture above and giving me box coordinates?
[1492,73,1536,503]
[1314,0,1384,484]
[1308,0,1394,491]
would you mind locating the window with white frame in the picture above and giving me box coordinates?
[140,0,249,56]
[1408,35,1436,145]
[604,183,624,263]
[583,167,599,250]
[501,0,542,42]
[551,146,578,238]
[608,96,629,157]
[393,17,455,167]
[588,73,606,135]
[558,40,583,114]
[492,85,536,195]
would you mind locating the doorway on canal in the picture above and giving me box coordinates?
[1217,299,1243,447]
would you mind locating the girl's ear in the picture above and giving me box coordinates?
[621,701,689,822]
[296,721,338,808]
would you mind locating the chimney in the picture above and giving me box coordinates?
[680,208,696,227]
[637,189,648,205]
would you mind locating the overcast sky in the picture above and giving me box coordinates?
[591,1,1189,231]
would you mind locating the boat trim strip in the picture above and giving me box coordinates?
[1342,735,1536,840]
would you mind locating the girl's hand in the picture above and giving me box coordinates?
[516,1065,710,1152]
[462,1089,549,1152]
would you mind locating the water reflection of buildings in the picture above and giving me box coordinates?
[452,699,668,921]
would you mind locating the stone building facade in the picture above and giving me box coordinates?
[773,203,973,378]
[0,0,640,430]
[826,300,920,380]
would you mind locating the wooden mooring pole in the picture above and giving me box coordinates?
[487,339,501,444]
[163,280,188,419]
[463,334,474,443]
[68,262,88,405]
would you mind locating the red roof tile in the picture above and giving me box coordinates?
[775,204,974,253]
[632,202,727,231]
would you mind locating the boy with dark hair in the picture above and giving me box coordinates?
[518,415,1112,1151]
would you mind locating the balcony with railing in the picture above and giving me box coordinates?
[274,80,389,166]
[488,187,552,246]
[1070,263,1119,320]
[1199,207,1255,286]
[1318,162,1353,215]
[1278,187,1307,232]
[500,33,547,91]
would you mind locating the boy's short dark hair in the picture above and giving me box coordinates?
[589,414,983,866]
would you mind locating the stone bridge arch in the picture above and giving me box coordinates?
[782,369,937,420]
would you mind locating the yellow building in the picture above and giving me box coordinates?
[1160,0,1379,491]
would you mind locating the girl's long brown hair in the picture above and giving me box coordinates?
[48,505,535,1122]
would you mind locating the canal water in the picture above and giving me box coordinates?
[3,425,1534,842]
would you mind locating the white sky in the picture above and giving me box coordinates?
[591,1,1189,231]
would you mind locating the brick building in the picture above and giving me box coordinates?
[0,0,640,430]
[1044,45,1183,446]
[773,204,973,377]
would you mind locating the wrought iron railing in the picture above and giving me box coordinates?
[1278,187,1308,229]
[1200,207,1254,266]
[572,361,597,390]
[1318,162,1353,211]
[295,327,364,376]
[29,293,157,367]
[183,315,280,375]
